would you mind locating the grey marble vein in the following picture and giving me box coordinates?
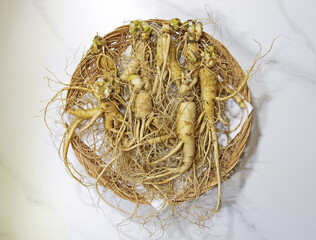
[277,0,316,68]
[32,0,74,52]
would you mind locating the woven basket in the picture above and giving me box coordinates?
[66,19,252,205]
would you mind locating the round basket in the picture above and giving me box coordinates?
[65,19,252,206]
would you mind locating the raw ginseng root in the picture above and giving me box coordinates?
[199,64,222,215]
[198,39,274,217]
[198,44,248,216]
[122,22,155,145]
[63,92,125,179]
[62,37,126,180]
[145,102,196,184]
[120,20,152,83]
[134,91,153,141]
[153,19,184,96]
[146,21,248,213]
[128,22,155,143]
[180,21,203,95]
[124,21,172,147]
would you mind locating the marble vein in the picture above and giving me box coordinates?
[276,0,316,68]
[32,0,74,52]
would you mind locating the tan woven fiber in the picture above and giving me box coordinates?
[65,19,252,206]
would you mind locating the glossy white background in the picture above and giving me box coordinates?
[1,0,316,239]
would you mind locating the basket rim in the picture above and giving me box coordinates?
[67,19,252,206]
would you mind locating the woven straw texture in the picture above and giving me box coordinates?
[65,19,252,205]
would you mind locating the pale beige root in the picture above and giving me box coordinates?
[62,118,84,182]
[180,21,203,95]
[90,35,106,55]
[144,102,196,183]
[198,52,245,217]
[97,54,120,94]
[199,59,222,214]
[78,110,103,133]
[126,76,153,144]
[134,91,152,120]
[155,31,165,69]
[101,101,125,130]
[121,22,157,145]
[123,21,168,145]
[120,32,140,81]
[220,83,246,108]
[69,108,101,119]
[120,58,140,81]
[154,20,183,95]
[209,125,221,214]
[200,67,217,117]
[175,102,196,172]
[62,99,124,164]
[168,34,184,90]
[90,35,119,95]
[97,53,117,78]
[197,40,275,217]
[149,140,184,165]
[133,91,153,140]
[122,134,175,151]
[197,41,278,218]
[92,35,117,79]
[120,21,153,82]
[216,38,277,102]
[69,100,124,132]
[162,18,184,89]
[125,74,144,122]
[152,33,170,94]
[61,74,125,186]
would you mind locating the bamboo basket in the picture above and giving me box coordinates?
[65,19,252,206]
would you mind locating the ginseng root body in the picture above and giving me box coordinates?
[175,102,196,173]
[145,102,196,183]
[63,100,124,166]
[199,65,222,214]
[153,21,184,94]
[198,41,259,216]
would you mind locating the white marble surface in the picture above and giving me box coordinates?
[1,0,316,239]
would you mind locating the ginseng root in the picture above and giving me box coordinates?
[153,19,184,95]
[62,74,126,175]
[144,101,196,184]
[120,21,152,82]
[134,91,153,141]
[199,41,266,217]
[199,63,222,214]
[180,21,203,95]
